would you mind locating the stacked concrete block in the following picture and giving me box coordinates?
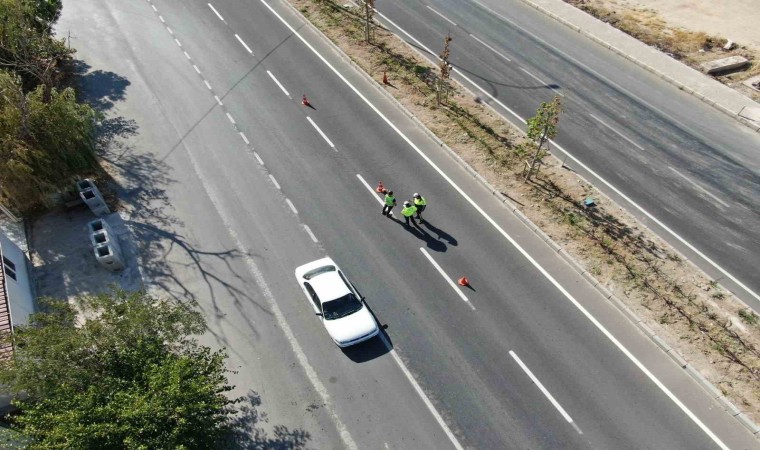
[77,179,110,216]
[87,218,124,272]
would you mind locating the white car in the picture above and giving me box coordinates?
[295,257,380,347]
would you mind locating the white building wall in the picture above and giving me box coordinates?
[0,232,35,327]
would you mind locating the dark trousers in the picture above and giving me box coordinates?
[382,205,394,216]
[404,215,417,226]
[415,205,426,219]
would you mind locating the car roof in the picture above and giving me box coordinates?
[295,257,351,302]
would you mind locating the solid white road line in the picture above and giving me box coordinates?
[193,64,201,74]
[669,167,730,208]
[356,174,383,205]
[261,3,730,447]
[589,113,645,152]
[426,5,457,27]
[267,70,292,98]
[180,138,357,450]
[419,248,475,310]
[307,117,336,149]
[379,6,760,307]
[204,80,212,90]
[235,34,254,54]
[520,67,564,97]
[174,38,182,47]
[226,113,236,125]
[208,3,225,21]
[239,132,250,145]
[183,51,192,60]
[509,351,582,435]
[378,331,464,450]
[303,224,319,243]
[268,174,281,190]
[286,198,299,215]
[214,95,223,106]
[253,152,265,166]
[469,34,511,62]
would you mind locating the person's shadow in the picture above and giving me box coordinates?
[420,219,457,246]
[392,217,447,252]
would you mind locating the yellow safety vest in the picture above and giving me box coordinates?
[385,195,396,206]
[414,196,426,207]
[402,205,417,217]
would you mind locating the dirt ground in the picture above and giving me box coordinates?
[565,0,760,100]
[289,0,760,422]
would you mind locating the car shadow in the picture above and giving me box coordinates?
[340,301,392,363]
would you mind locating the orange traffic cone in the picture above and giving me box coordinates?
[457,276,470,287]
[376,181,386,193]
[302,94,311,107]
[382,71,389,85]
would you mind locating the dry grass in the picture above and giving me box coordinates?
[290,0,760,420]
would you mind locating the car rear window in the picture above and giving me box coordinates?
[303,264,336,280]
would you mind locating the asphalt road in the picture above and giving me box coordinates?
[373,0,760,310]
[57,0,759,448]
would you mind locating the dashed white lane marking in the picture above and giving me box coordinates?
[193,64,201,74]
[589,113,645,152]
[180,139,357,450]
[239,132,250,145]
[510,351,582,435]
[203,79,212,90]
[303,224,319,243]
[669,167,730,208]
[226,113,236,125]
[265,3,729,447]
[267,70,292,98]
[208,3,225,21]
[166,27,173,35]
[253,152,264,166]
[151,4,157,11]
[420,248,475,310]
[356,174,383,205]
[426,5,457,27]
[286,198,299,215]
[269,174,280,190]
[235,34,254,54]
[379,6,760,308]
[183,51,192,60]
[377,332,464,450]
[174,38,182,47]
[520,67,564,97]
[214,95,223,106]
[307,117,336,149]
[159,15,165,23]
[469,34,511,62]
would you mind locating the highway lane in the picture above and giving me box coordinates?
[373,0,760,309]
[58,1,461,449]
[133,0,755,447]
[59,0,759,447]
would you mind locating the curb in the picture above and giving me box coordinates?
[516,0,760,133]
[282,0,760,437]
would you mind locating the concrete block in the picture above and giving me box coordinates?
[581,270,599,287]
[685,365,723,398]
[87,218,112,236]
[742,75,760,92]
[80,189,110,216]
[651,334,671,352]
[668,350,688,368]
[717,396,742,416]
[94,243,125,272]
[736,413,760,434]
[76,179,95,192]
[90,230,122,255]
[700,56,749,75]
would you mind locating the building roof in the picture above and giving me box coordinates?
[0,247,14,360]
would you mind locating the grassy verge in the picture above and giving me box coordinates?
[290,0,760,418]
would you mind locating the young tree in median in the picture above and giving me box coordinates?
[361,0,375,44]
[437,33,452,105]
[524,95,562,181]
[0,290,238,450]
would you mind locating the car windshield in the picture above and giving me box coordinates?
[322,294,363,320]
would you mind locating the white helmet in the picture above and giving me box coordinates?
[413,193,420,198]
[404,201,411,206]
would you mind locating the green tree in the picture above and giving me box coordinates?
[0,70,97,213]
[0,290,238,450]
[524,95,562,181]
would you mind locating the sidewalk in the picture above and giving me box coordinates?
[518,0,760,131]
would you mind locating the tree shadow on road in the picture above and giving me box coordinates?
[68,59,131,111]
[226,391,311,449]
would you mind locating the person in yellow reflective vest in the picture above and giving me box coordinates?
[401,201,418,227]
[382,190,397,217]
[413,193,427,222]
